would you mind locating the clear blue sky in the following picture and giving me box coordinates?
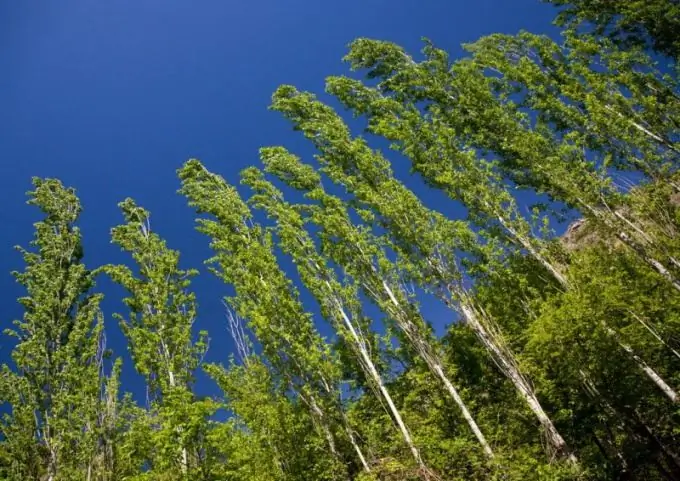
[0,0,559,400]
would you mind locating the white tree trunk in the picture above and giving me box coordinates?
[490,203,680,403]
[457,298,576,462]
[630,311,680,361]
[617,232,680,292]
[379,280,495,459]
[605,325,679,403]
[332,291,423,469]
[340,410,371,473]
[307,393,341,459]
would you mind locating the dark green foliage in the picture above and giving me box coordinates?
[546,0,680,61]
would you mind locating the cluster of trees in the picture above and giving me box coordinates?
[1,1,679,479]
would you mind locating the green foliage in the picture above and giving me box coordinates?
[546,0,680,61]
[2,5,680,479]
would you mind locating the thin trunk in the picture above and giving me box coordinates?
[629,409,680,475]
[379,279,495,459]
[605,325,679,403]
[581,370,680,477]
[614,211,654,244]
[577,199,680,292]
[629,311,680,361]
[491,201,680,401]
[307,393,341,460]
[589,429,628,476]
[162,334,189,476]
[617,232,680,292]
[457,296,575,462]
[492,210,568,287]
[333,296,421,469]
[340,410,371,473]
[604,105,679,154]
[432,362,495,459]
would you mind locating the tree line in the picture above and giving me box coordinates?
[1,1,679,479]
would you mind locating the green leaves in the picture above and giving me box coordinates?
[2,8,680,479]
[2,178,105,480]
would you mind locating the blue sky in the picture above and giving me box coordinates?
[0,0,559,400]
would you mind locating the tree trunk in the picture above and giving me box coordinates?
[491,203,680,402]
[333,292,424,469]
[630,311,680,361]
[617,232,680,292]
[307,393,341,460]
[457,296,575,462]
[379,279,495,459]
[340,410,371,473]
[605,325,679,403]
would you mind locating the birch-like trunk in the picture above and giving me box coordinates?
[617,232,680,292]
[604,325,679,403]
[630,311,680,361]
[379,279,495,459]
[456,295,576,462]
[306,393,341,459]
[604,105,679,154]
[339,410,371,473]
[493,211,569,287]
[159,329,189,475]
[333,295,424,468]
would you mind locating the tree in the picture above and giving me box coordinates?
[0,179,105,480]
[268,84,577,463]
[178,160,366,479]
[546,0,680,61]
[332,37,679,401]
[241,160,420,473]
[104,198,216,480]
[256,146,494,465]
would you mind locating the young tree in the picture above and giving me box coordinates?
[104,198,216,480]
[0,178,105,481]
[464,31,680,288]
[178,160,368,479]
[268,85,577,463]
[241,160,421,472]
[329,39,679,402]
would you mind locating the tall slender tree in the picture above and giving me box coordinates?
[104,198,216,480]
[241,160,420,472]
[178,160,368,479]
[329,39,679,402]
[268,84,577,462]
[0,178,105,481]
[257,147,495,462]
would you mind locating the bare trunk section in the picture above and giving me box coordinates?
[334,297,423,468]
[432,362,495,459]
[629,311,680,361]
[160,327,189,476]
[604,105,680,154]
[340,410,371,473]
[494,212,569,287]
[617,232,680,292]
[306,393,341,459]
[604,325,679,403]
[582,370,680,478]
[378,279,495,459]
[456,295,576,462]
